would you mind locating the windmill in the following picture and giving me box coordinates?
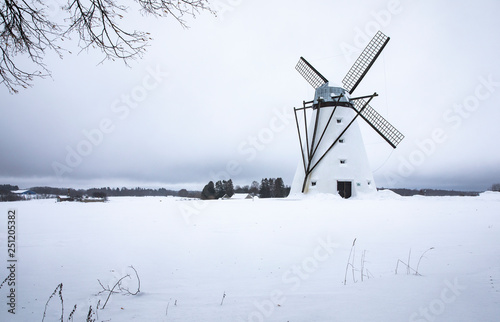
[290,31,404,198]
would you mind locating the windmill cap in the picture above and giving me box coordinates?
[314,86,350,104]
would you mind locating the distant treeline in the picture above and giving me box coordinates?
[201,178,291,200]
[383,188,481,197]
[1,183,495,202]
[0,184,19,194]
[3,186,200,199]
[0,184,21,201]
[30,187,199,198]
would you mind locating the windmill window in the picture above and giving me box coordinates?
[336,118,342,124]
[339,138,345,143]
[367,180,372,185]
[311,181,317,186]
[340,159,346,164]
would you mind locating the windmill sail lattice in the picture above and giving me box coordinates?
[342,31,390,94]
[295,57,329,89]
[351,99,404,148]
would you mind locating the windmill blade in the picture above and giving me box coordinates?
[352,99,404,148]
[342,31,390,94]
[295,57,329,89]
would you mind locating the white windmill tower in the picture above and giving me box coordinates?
[290,31,404,198]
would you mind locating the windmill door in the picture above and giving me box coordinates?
[337,181,352,199]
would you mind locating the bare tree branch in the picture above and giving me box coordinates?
[0,0,62,92]
[64,0,148,64]
[0,0,214,93]
[137,0,215,27]
[119,265,141,295]
[97,265,141,309]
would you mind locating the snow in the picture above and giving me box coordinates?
[1,192,500,321]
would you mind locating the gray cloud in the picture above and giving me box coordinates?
[1,0,500,191]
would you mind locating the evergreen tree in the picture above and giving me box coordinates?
[259,178,271,198]
[215,180,225,199]
[273,177,286,198]
[201,181,216,200]
[249,181,260,196]
[226,179,235,197]
[268,178,276,197]
[283,185,291,197]
[178,189,189,197]
[238,185,250,193]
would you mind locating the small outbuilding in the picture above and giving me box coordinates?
[221,193,254,200]
[11,189,37,199]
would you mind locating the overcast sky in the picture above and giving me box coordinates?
[1,0,500,191]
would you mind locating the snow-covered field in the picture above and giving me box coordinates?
[1,191,500,321]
